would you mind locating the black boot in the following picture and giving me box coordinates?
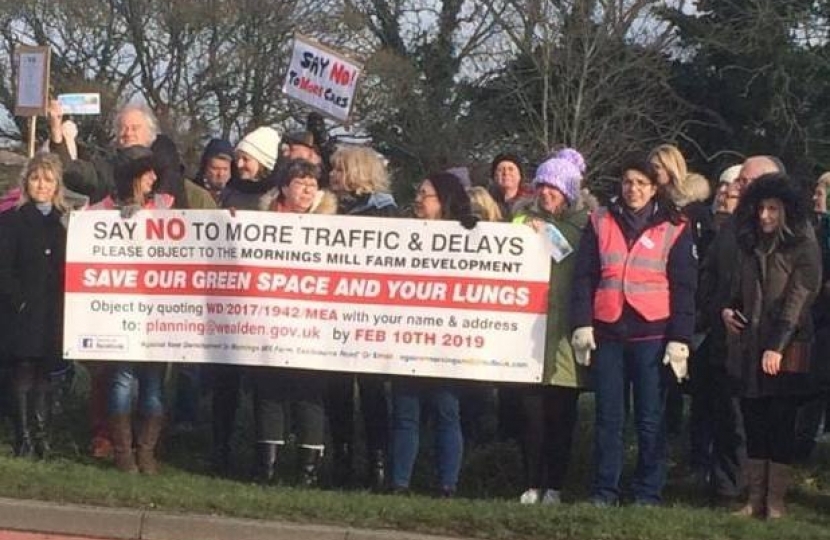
[32,383,52,460]
[12,397,33,458]
[256,442,279,484]
[299,447,323,488]
[11,366,33,458]
[211,367,240,476]
[211,404,235,476]
[332,443,353,488]
[211,443,231,476]
[368,448,387,492]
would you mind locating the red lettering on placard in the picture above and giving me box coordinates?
[145,218,186,240]
[329,62,352,86]
[298,77,324,97]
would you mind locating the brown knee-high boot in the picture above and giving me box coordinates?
[110,414,137,473]
[733,459,767,518]
[766,462,791,519]
[136,415,164,475]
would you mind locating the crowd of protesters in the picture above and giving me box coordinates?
[1,98,829,522]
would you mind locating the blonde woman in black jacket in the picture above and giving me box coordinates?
[0,154,68,459]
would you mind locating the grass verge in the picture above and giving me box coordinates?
[2,370,830,540]
[1,452,830,540]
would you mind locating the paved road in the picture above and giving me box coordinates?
[0,497,464,540]
[0,531,111,540]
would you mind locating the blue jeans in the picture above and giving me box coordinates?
[109,363,164,416]
[592,339,667,505]
[391,378,463,491]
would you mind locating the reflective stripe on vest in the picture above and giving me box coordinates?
[591,207,685,322]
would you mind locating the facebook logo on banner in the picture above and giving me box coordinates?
[76,335,128,353]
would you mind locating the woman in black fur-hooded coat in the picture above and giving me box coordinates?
[724,172,821,518]
[728,172,821,397]
[735,174,811,256]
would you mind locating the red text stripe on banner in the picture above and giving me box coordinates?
[65,263,549,314]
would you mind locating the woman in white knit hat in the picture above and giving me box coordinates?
[217,126,281,211]
[210,125,281,477]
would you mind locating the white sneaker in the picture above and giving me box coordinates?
[541,489,561,505]
[520,488,541,504]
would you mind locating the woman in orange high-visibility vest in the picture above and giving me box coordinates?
[569,154,697,506]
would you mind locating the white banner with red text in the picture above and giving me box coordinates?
[63,210,551,383]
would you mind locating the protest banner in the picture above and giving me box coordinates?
[282,34,362,124]
[63,211,552,383]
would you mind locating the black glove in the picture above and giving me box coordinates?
[306,112,328,146]
[459,214,480,230]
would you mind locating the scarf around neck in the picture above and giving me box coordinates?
[618,199,656,243]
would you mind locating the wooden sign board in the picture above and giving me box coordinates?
[14,45,51,116]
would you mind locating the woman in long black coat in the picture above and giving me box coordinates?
[0,153,68,458]
[326,145,398,489]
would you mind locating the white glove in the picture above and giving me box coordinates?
[571,327,596,367]
[62,120,79,160]
[662,341,689,382]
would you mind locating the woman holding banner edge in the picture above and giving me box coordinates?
[326,145,398,490]
[97,145,174,474]
[511,156,590,505]
[210,126,281,477]
[252,158,338,486]
[390,171,477,497]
